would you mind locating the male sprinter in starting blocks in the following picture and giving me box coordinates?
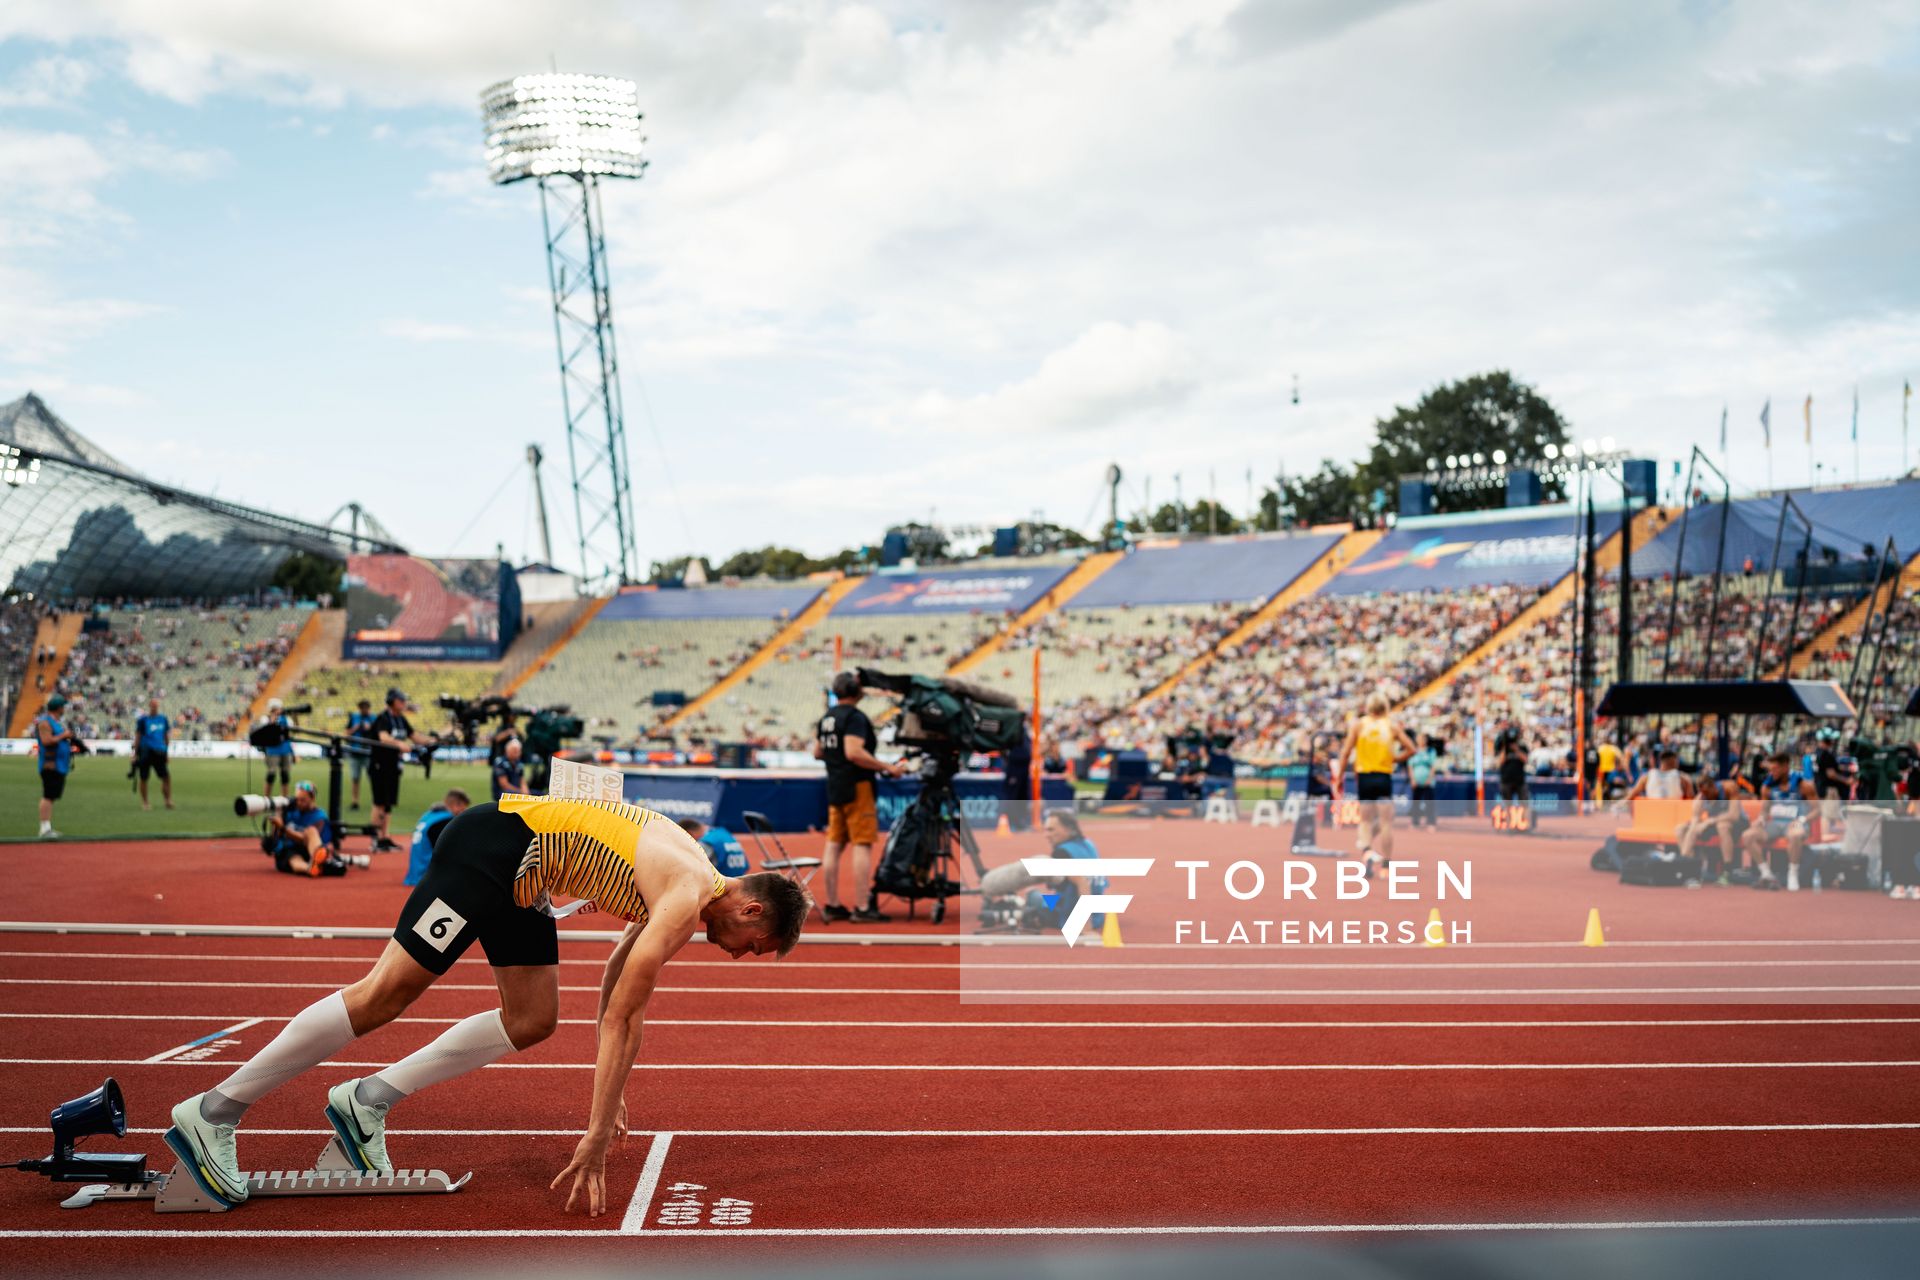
[165,794,810,1216]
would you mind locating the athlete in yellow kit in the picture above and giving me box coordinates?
[164,797,810,1217]
[1336,691,1417,878]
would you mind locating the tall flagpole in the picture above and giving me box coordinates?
[1804,393,1814,488]
[1761,398,1773,491]
[1852,385,1860,484]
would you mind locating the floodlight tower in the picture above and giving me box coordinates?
[481,73,647,588]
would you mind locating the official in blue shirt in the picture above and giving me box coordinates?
[131,695,173,812]
[257,697,295,797]
[34,692,77,840]
[404,788,472,886]
[345,699,377,810]
[678,818,751,877]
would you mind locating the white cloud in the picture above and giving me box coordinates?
[0,53,95,107]
[2,0,1918,556]
[905,321,1197,435]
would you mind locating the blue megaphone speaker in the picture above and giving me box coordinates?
[8,1078,155,1184]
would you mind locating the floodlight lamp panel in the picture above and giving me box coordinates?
[480,72,647,185]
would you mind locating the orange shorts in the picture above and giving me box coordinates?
[826,781,879,845]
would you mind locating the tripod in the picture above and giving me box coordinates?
[284,729,382,852]
[876,751,987,924]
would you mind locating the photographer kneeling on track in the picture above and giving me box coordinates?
[369,688,437,853]
[813,671,908,923]
[978,808,1105,933]
[262,781,370,878]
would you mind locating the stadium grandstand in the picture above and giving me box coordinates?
[517,582,824,744]
[666,564,1070,748]
[0,394,401,735]
[7,382,1919,797]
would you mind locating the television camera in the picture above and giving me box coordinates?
[859,666,1027,923]
[435,694,583,790]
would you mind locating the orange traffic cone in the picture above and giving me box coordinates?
[994,813,1012,839]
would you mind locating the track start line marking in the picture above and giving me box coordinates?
[140,1018,263,1065]
[617,1134,756,1234]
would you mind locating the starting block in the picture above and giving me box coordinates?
[1203,794,1238,824]
[1249,799,1282,828]
[10,1077,468,1215]
[63,1134,470,1212]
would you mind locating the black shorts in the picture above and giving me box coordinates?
[40,769,66,801]
[392,802,557,975]
[1356,772,1394,803]
[1498,776,1530,802]
[136,751,170,781]
[369,764,401,809]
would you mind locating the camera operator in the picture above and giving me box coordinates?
[129,695,174,812]
[369,687,436,853]
[345,698,377,810]
[489,710,522,766]
[255,697,296,799]
[813,671,907,923]
[1001,720,1034,832]
[265,781,368,877]
[402,787,471,887]
[492,737,530,801]
[34,692,79,840]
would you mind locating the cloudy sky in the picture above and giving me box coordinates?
[1,0,1916,570]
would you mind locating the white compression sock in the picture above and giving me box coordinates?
[203,990,356,1122]
[359,1010,516,1106]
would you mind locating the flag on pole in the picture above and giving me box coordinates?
[1803,393,1813,444]
[1851,386,1859,442]
[1760,398,1771,448]
[1718,404,1727,451]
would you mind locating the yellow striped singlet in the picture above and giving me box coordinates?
[499,795,725,925]
[1354,716,1397,774]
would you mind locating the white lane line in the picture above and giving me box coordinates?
[13,1011,1920,1030]
[8,920,1920,951]
[13,977,1920,996]
[139,1017,264,1065]
[4,1123,1917,1138]
[618,1132,674,1234]
[14,949,1920,972]
[6,1057,1920,1072]
[5,1215,1920,1238]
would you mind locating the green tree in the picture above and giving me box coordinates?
[1356,371,1572,515]
[1128,500,1241,534]
[271,551,342,602]
[1268,461,1362,527]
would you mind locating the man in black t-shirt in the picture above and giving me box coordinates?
[369,688,436,852]
[812,671,906,922]
[1811,727,1847,835]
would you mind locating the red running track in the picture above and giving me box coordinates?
[2,831,1920,1273]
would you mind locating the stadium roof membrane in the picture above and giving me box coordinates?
[0,393,402,601]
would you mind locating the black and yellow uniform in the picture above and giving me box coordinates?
[392,796,724,975]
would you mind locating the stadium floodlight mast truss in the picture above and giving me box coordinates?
[482,73,647,588]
